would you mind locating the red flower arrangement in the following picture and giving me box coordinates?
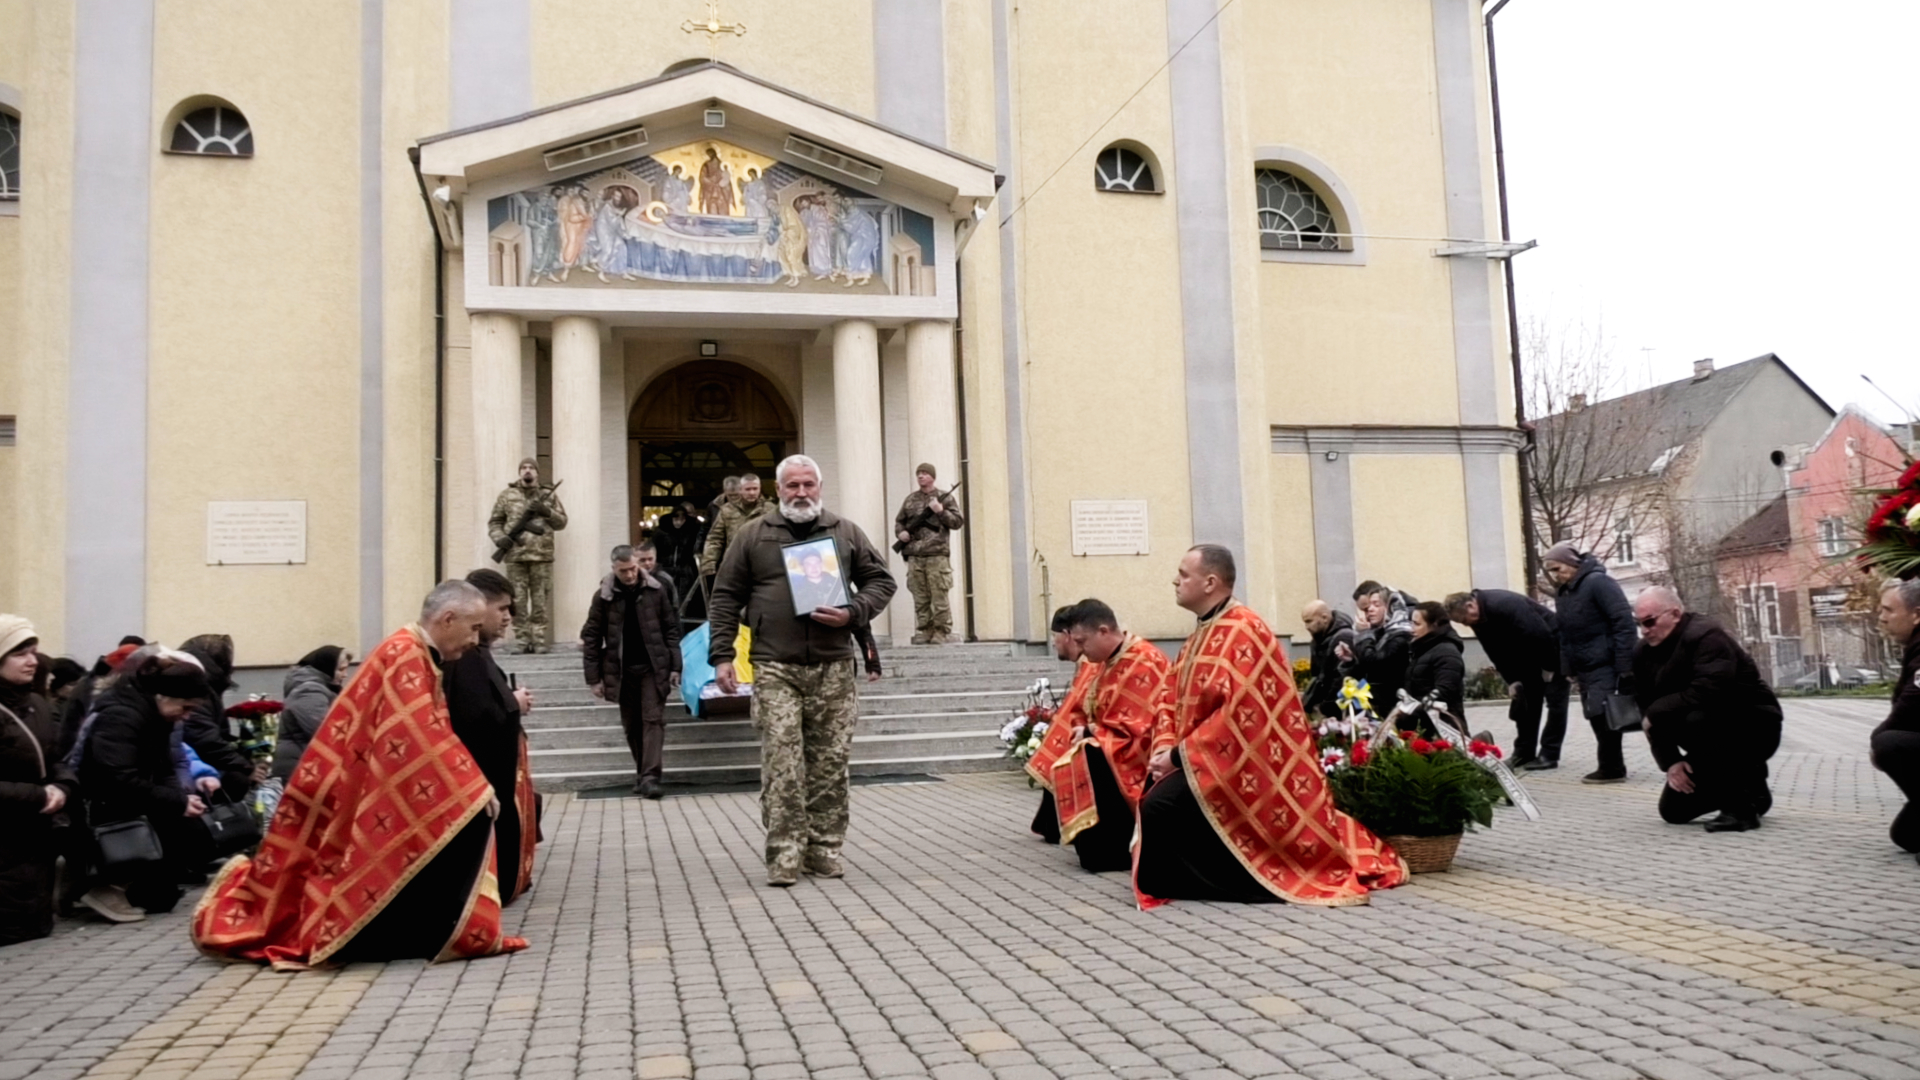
[225,699,284,720]
[1467,739,1504,760]
[1857,455,1920,580]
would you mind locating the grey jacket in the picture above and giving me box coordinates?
[271,664,338,780]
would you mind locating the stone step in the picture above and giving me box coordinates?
[529,704,1025,748]
[535,729,1007,777]
[522,686,1032,728]
[536,753,1017,792]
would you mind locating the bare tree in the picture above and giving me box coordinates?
[1522,317,1673,572]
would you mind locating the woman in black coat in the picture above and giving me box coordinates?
[0,620,80,946]
[77,653,214,920]
[1546,546,1638,783]
[1404,602,1467,732]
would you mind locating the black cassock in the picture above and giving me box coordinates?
[442,644,527,901]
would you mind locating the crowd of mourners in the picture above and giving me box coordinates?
[0,620,352,945]
[1293,543,1920,848]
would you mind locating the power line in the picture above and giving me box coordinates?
[1000,0,1243,229]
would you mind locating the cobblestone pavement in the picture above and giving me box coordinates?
[3,697,1916,1080]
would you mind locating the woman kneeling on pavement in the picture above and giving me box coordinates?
[0,617,79,946]
[77,650,215,922]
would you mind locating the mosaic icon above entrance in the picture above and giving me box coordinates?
[486,139,935,295]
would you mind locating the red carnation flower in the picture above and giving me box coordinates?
[225,700,284,720]
[1898,458,1920,489]
[1350,742,1371,766]
[1410,737,1434,755]
[1868,490,1920,542]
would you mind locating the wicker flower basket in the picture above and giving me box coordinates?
[1382,832,1462,874]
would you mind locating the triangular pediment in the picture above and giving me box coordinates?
[416,62,996,214]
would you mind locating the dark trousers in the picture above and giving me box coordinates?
[1512,677,1570,762]
[1068,747,1135,873]
[1575,670,1628,776]
[619,668,667,784]
[1871,728,1920,853]
[1657,717,1773,823]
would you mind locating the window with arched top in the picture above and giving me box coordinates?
[168,104,253,157]
[1256,169,1338,250]
[0,110,20,200]
[1094,144,1159,193]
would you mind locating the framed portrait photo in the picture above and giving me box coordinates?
[782,536,851,614]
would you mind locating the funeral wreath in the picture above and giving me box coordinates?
[1000,677,1059,766]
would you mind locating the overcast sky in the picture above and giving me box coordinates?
[1492,0,1920,424]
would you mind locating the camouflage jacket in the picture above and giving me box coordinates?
[701,495,776,572]
[489,482,569,563]
[894,489,965,558]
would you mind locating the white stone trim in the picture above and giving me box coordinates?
[1252,145,1367,266]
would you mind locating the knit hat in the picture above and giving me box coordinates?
[915,463,936,480]
[519,457,538,472]
[0,615,37,659]
[1542,542,1583,569]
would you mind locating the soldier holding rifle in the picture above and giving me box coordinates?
[894,464,964,645]
[489,458,568,653]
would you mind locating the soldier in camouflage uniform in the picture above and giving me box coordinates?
[708,455,896,886]
[894,463,965,644]
[699,472,776,576]
[489,458,568,653]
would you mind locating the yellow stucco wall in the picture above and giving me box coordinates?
[530,0,876,120]
[143,1,362,663]
[1351,454,1472,605]
[0,0,22,615]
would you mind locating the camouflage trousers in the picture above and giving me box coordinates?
[905,555,953,638]
[505,560,553,652]
[752,659,858,874]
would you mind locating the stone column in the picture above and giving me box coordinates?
[906,319,964,635]
[470,312,525,571]
[551,315,602,644]
[832,319,890,635]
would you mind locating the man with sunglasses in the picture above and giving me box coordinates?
[1628,587,1782,833]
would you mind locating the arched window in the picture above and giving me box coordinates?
[0,110,20,201]
[168,104,253,157]
[1094,144,1158,193]
[1255,168,1338,250]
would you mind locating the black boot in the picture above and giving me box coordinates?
[1704,812,1760,833]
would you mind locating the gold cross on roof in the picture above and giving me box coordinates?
[682,0,746,60]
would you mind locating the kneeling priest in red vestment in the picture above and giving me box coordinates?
[192,581,530,969]
[1028,605,1098,844]
[1134,546,1407,908]
[1046,599,1169,871]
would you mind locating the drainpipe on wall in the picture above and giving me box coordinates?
[953,256,977,642]
[1485,0,1540,594]
[408,147,448,582]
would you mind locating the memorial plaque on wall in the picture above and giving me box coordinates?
[1070,500,1150,556]
[206,501,308,565]
[1809,586,1851,621]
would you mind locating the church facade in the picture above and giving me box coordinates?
[0,0,1525,663]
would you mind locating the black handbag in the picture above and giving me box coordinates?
[201,790,262,858]
[93,816,166,875]
[1603,692,1643,732]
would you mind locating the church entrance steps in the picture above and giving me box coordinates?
[497,640,1064,792]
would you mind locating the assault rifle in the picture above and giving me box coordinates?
[891,480,964,556]
[492,480,563,564]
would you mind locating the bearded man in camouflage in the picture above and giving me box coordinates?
[709,455,896,886]
[489,458,568,653]
[894,464,964,644]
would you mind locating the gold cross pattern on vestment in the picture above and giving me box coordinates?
[682,0,746,60]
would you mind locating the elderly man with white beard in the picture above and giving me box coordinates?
[708,455,897,886]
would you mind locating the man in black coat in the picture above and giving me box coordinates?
[177,634,260,799]
[582,544,683,798]
[1544,544,1638,783]
[446,569,537,902]
[1871,579,1920,858]
[1629,588,1781,832]
[1448,588,1571,770]
[1298,601,1354,720]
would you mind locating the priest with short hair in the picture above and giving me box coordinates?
[1134,545,1407,907]
[192,581,530,968]
[1046,599,1170,872]
[1028,604,1096,844]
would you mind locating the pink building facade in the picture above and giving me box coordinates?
[1714,407,1912,686]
